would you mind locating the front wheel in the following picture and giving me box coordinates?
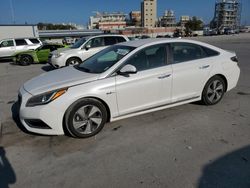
[66,57,81,66]
[202,76,226,105]
[64,98,108,138]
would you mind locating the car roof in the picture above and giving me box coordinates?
[118,38,219,49]
[85,34,127,40]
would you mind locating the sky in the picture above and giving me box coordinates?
[0,0,249,26]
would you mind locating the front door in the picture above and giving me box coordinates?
[115,44,172,116]
[0,39,15,57]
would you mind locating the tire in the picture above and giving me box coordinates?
[64,98,108,138]
[19,55,33,66]
[66,57,81,66]
[201,76,226,105]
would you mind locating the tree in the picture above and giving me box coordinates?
[184,17,203,36]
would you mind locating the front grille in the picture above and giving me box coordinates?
[24,119,52,129]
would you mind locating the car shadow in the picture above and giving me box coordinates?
[198,145,250,188]
[0,147,16,188]
[41,65,55,72]
[0,59,12,63]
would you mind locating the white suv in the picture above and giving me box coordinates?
[0,38,42,59]
[49,35,129,68]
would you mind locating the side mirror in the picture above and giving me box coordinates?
[85,44,91,50]
[118,64,137,76]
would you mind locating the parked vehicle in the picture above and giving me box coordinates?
[49,35,129,68]
[0,38,42,59]
[18,39,240,138]
[13,43,67,66]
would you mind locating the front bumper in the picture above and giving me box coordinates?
[18,86,65,135]
[49,55,65,68]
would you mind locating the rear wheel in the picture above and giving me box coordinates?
[19,55,33,66]
[65,98,107,138]
[202,76,225,105]
[66,57,81,66]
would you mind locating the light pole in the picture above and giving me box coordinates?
[9,0,15,24]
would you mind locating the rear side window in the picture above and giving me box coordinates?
[104,37,117,45]
[202,47,220,57]
[0,40,14,47]
[116,37,126,43]
[29,39,40,44]
[171,43,206,64]
[15,39,28,46]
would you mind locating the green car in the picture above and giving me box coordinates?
[13,43,67,66]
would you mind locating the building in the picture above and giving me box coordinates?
[0,24,39,41]
[159,10,176,27]
[89,12,127,31]
[211,0,241,33]
[141,0,157,28]
[130,11,142,27]
[180,16,190,27]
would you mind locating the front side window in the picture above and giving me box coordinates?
[77,45,135,74]
[123,44,167,72]
[171,43,206,64]
[0,40,14,48]
[86,37,105,48]
[71,37,87,49]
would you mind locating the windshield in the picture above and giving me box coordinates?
[77,45,135,74]
[71,37,87,49]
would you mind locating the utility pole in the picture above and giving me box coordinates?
[9,0,15,24]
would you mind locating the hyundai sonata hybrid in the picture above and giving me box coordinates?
[18,39,240,138]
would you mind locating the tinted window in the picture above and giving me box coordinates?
[171,43,206,64]
[0,40,14,47]
[202,47,220,57]
[86,37,105,48]
[77,45,135,74]
[15,39,28,46]
[29,39,40,44]
[116,37,126,43]
[40,45,50,50]
[71,37,87,49]
[123,44,167,72]
[104,37,117,45]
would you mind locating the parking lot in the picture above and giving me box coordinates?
[0,34,250,188]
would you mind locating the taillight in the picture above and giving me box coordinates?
[231,56,238,63]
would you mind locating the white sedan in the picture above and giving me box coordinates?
[18,39,240,138]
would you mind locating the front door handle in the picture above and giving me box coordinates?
[200,65,210,69]
[158,74,171,79]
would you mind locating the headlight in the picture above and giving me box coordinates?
[54,52,64,58]
[26,88,68,107]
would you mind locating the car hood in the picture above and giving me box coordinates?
[23,66,99,95]
[52,48,77,55]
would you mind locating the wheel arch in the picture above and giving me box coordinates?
[62,96,111,136]
[205,74,228,92]
[66,56,82,64]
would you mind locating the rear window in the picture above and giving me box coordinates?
[15,39,28,46]
[116,37,126,43]
[202,47,220,57]
[29,38,40,44]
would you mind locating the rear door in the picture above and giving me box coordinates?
[15,39,29,53]
[0,39,15,57]
[170,42,214,102]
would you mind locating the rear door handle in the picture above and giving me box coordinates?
[158,74,171,79]
[199,65,210,69]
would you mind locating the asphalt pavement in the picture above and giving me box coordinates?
[0,33,250,188]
